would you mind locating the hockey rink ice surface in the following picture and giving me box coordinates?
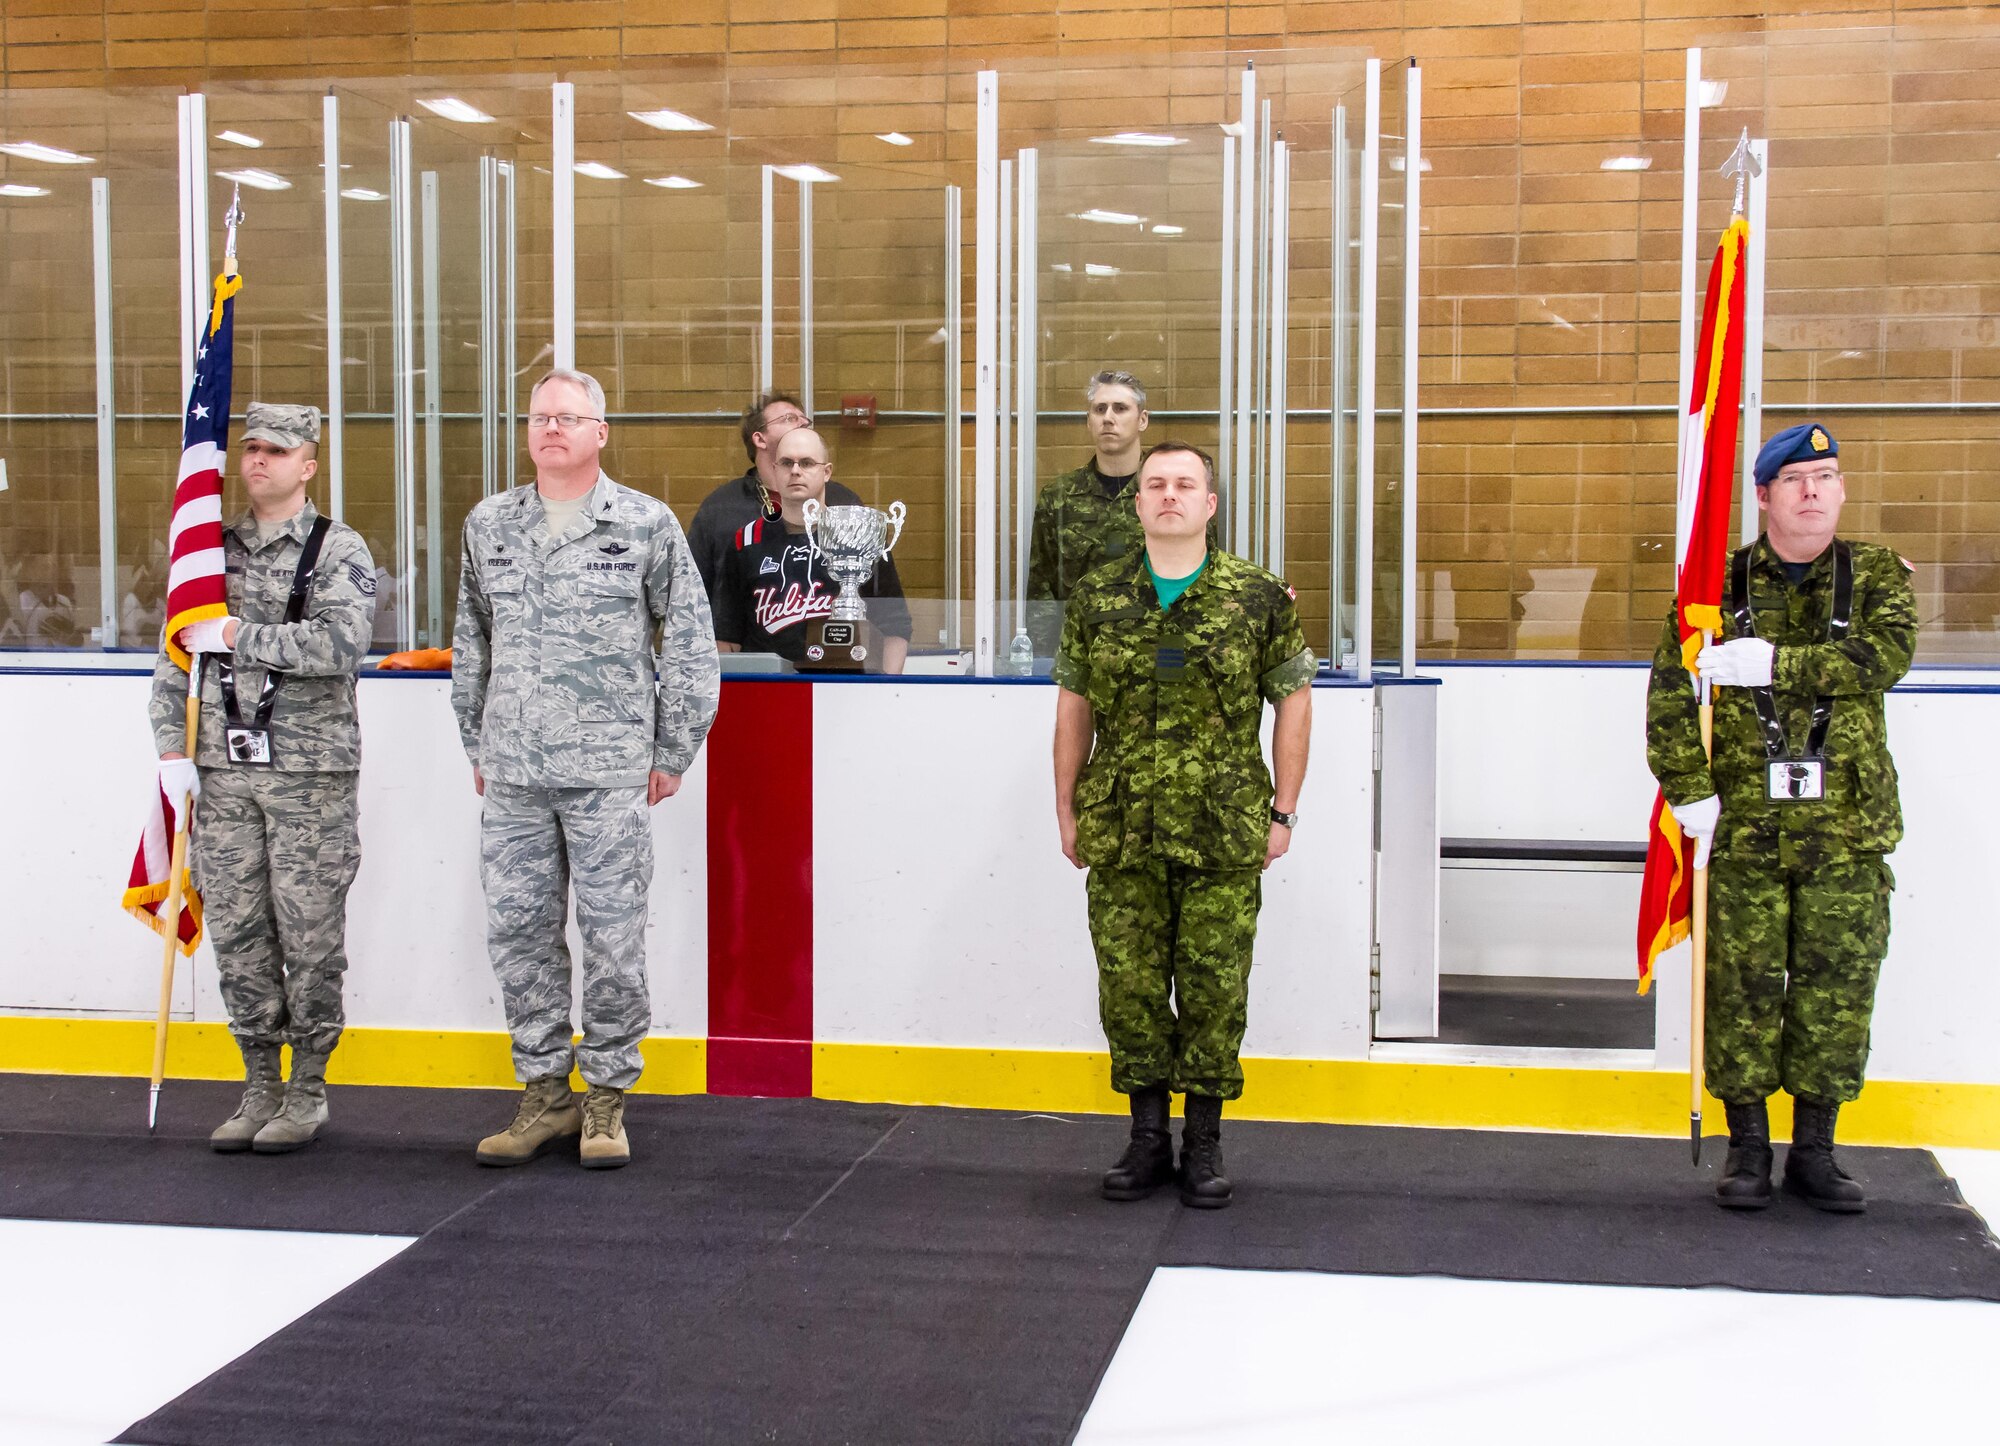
[1,1081,1996,1445]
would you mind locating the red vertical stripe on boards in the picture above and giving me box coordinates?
[704,680,814,1097]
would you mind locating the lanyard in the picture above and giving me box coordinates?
[217,515,332,730]
[1727,539,1852,762]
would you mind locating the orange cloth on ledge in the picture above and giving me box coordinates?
[377,647,453,671]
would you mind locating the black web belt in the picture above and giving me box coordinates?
[217,515,332,734]
[1727,538,1851,762]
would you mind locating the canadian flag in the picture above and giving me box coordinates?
[1637,214,1748,993]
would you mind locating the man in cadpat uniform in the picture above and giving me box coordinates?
[1051,441,1315,1210]
[1647,422,1915,1213]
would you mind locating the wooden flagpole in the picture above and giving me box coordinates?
[148,659,202,1132]
[1690,634,1714,1163]
[148,185,243,1132]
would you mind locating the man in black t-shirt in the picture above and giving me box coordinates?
[712,427,911,673]
[687,391,864,603]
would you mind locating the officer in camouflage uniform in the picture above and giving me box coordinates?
[455,369,720,1171]
[1647,422,1914,1213]
[1025,372,1222,655]
[149,402,377,1155]
[1052,441,1315,1210]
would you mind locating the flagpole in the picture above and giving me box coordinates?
[148,184,241,1132]
[148,658,203,1132]
[1690,632,1713,1164]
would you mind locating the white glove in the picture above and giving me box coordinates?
[177,616,235,654]
[158,757,201,835]
[1696,636,1773,688]
[1669,794,1720,870]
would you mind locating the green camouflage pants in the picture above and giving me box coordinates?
[192,767,361,1058]
[1706,852,1893,1104]
[1085,861,1262,1100]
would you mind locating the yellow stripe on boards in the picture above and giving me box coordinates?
[813,1042,2000,1150]
[4,1018,1993,1148]
[0,1017,705,1096]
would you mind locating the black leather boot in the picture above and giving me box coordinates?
[1178,1094,1232,1209]
[1102,1085,1175,1201]
[1783,1095,1866,1213]
[1714,1099,1773,1210]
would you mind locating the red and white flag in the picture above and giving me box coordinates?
[121,269,241,949]
[1636,216,1749,992]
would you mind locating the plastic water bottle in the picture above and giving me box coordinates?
[1005,630,1035,676]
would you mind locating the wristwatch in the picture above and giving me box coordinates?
[1270,806,1299,828]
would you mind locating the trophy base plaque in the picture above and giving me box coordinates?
[798,616,879,674]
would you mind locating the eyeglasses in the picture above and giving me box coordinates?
[775,457,829,473]
[527,412,603,431]
[763,411,811,430]
[1770,468,1841,489]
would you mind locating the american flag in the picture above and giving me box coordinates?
[122,268,241,950]
[161,271,240,669]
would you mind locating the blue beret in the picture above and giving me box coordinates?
[1754,423,1837,487]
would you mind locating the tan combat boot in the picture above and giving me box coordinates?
[475,1078,581,1166]
[210,1043,285,1153]
[578,1085,631,1170]
[253,1049,332,1154]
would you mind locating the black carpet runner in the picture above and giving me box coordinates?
[0,1074,1993,1445]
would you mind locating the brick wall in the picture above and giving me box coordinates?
[1,3,1995,659]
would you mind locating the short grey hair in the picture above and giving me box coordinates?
[529,368,607,418]
[1086,370,1147,409]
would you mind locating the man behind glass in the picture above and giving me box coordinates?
[712,426,911,674]
[686,391,864,604]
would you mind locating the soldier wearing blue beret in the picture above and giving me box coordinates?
[1645,422,1916,1212]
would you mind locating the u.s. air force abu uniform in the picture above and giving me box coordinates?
[1053,549,1316,1101]
[146,406,376,1127]
[452,473,719,1092]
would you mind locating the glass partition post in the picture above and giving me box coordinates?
[1253,97,1272,566]
[322,92,344,520]
[1400,62,1421,675]
[760,165,774,394]
[799,174,814,415]
[389,116,415,651]
[1012,149,1037,665]
[421,169,443,645]
[479,154,498,498]
[974,69,998,677]
[1355,61,1381,685]
[1738,138,1768,548]
[997,157,1012,647]
[944,183,962,650]
[1218,135,1235,542]
[551,81,574,372]
[1268,140,1289,575]
[503,157,517,490]
[1233,65,1256,548]
[92,177,116,646]
[1331,102,1350,669]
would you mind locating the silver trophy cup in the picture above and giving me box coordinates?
[802,499,906,621]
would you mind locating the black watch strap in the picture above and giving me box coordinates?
[1270,806,1299,827]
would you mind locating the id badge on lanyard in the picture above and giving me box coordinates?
[1730,542,1850,805]
[216,516,332,769]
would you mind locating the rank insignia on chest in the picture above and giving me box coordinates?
[1155,640,1188,681]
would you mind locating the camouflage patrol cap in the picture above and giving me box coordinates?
[241,402,322,450]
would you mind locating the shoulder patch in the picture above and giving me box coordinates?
[347,561,377,597]
[1899,554,1915,573]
